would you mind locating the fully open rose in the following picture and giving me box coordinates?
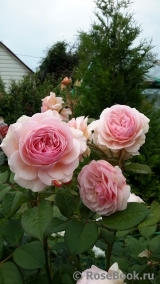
[78,160,130,216]
[76,263,125,284]
[89,105,149,155]
[1,110,83,192]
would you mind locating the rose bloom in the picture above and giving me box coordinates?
[41,92,72,120]
[93,105,149,155]
[127,193,144,203]
[68,117,91,158]
[68,116,89,139]
[1,110,84,192]
[78,160,130,216]
[76,263,125,284]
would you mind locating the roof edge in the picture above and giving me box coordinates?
[0,41,34,73]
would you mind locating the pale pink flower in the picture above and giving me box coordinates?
[77,263,125,284]
[68,116,89,138]
[41,92,72,120]
[1,110,82,192]
[78,160,130,216]
[68,116,90,158]
[93,105,149,155]
[127,193,144,203]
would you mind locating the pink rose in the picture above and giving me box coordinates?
[68,116,89,138]
[127,193,144,203]
[76,263,125,284]
[41,92,72,120]
[68,116,90,158]
[95,105,149,155]
[1,110,82,192]
[78,160,130,216]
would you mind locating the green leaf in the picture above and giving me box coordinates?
[138,201,160,230]
[21,200,52,241]
[116,230,130,238]
[125,235,146,260]
[0,236,3,260]
[65,219,98,254]
[9,172,15,184]
[1,219,24,246]
[100,228,115,244]
[0,262,24,284]
[79,202,95,219]
[52,242,67,250]
[62,274,73,284]
[140,225,157,239]
[148,235,160,251]
[13,241,45,270]
[55,189,76,218]
[102,203,150,231]
[124,163,152,174]
[45,217,67,237]
[0,171,9,183]
[2,191,28,217]
[150,247,160,261]
[0,184,11,202]
[111,256,128,272]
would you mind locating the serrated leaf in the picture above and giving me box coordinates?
[65,219,98,254]
[21,200,52,241]
[148,235,160,252]
[125,163,152,174]
[0,184,11,202]
[3,191,28,217]
[102,203,150,231]
[45,217,67,237]
[13,241,45,270]
[1,219,24,246]
[100,228,115,244]
[55,189,76,218]
[0,171,9,183]
[138,201,160,230]
[140,225,157,239]
[0,262,24,284]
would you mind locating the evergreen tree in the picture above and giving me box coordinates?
[75,0,157,118]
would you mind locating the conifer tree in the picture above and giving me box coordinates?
[75,0,156,118]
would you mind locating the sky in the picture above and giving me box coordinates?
[1,0,160,71]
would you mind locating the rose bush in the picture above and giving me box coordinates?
[0,82,159,284]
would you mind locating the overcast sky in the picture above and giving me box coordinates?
[1,0,160,71]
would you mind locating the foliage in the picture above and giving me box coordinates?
[0,76,6,95]
[38,41,79,82]
[0,74,56,125]
[75,0,156,118]
[125,104,160,204]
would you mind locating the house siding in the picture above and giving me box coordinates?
[0,44,33,91]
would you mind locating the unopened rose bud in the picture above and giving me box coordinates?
[74,80,81,87]
[52,180,62,187]
[62,77,72,86]
[60,83,66,91]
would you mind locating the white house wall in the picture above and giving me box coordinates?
[0,44,31,91]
